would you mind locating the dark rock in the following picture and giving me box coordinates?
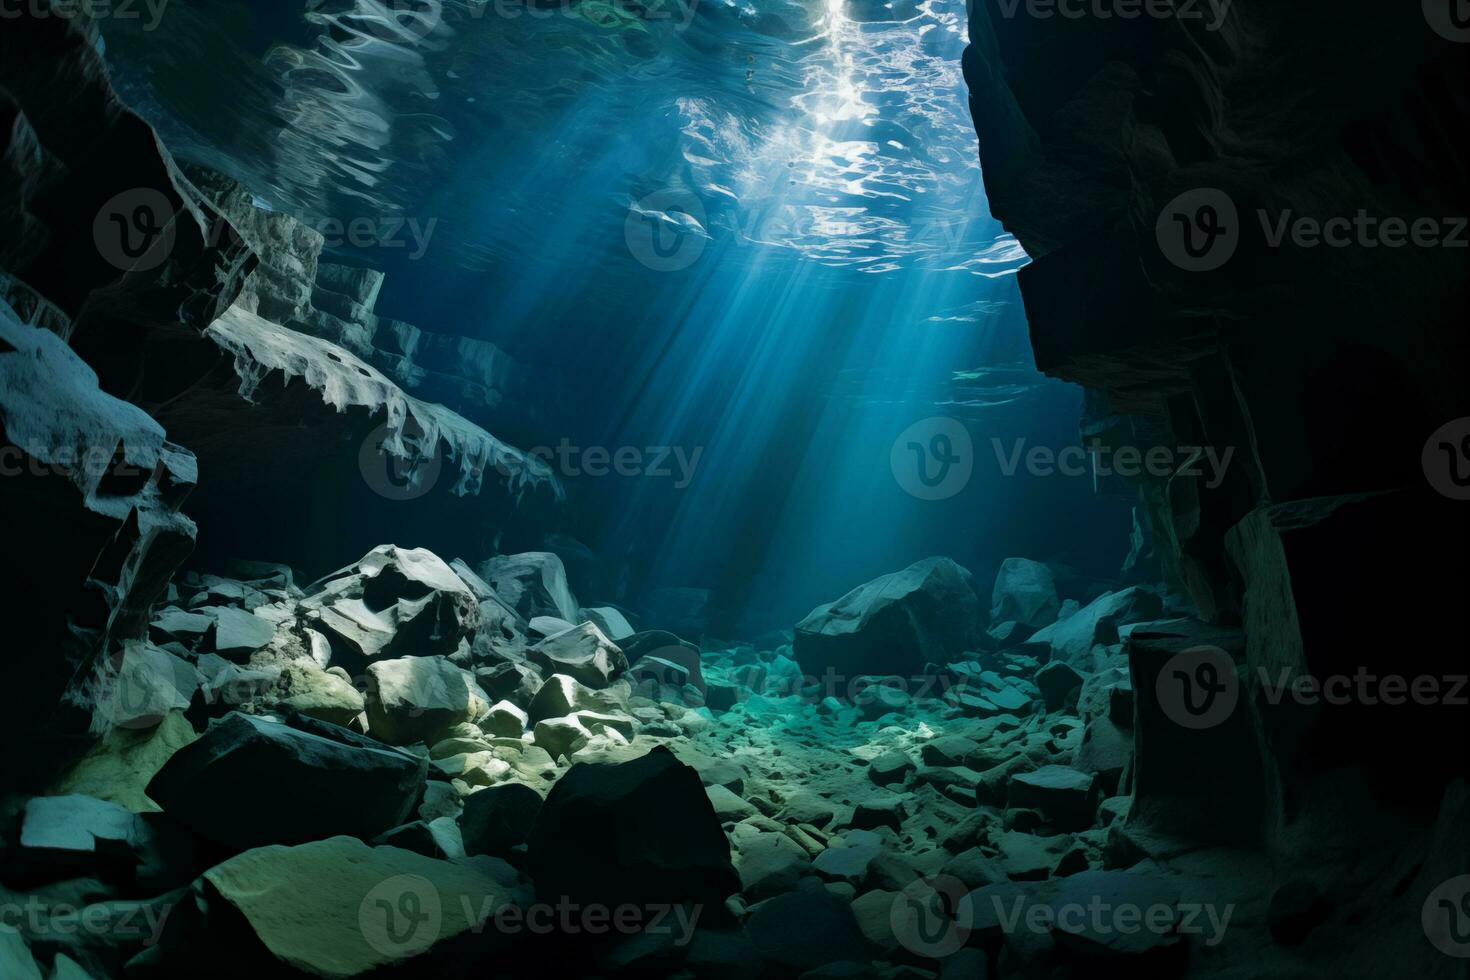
[146,712,426,850]
[1074,716,1133,797]
[990,558,1060,629]
[528,621,628,689]
[795,558,983,679]
[1027,588,1162,669]
[704,681,741,712]
[369,819,461,860]
[920,736,982,768]
[474,660,541,708]
[460,782,543,856]
[812,834,882,884]
[365,656,490,746]
[524,745,738,908]
[1007,766,1097,832]
[850,795,907,832]
[736,831,812,900]
[868,751,916,787]
[476,552,580,623]
[301,545,481,669]
[1047,870,1182,963]
[1034,661,1084,713]
[172,836,515,976]
[746,890,876,972]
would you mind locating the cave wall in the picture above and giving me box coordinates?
[0,7,559,787]
[962,0,1469,850]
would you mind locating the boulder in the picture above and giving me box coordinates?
[582,606,636,641]
[302,546,480,668]
[13,794,188,887]
[990,558,1060,629]
[528,615,577,637]
[1034,661,1085,713]
[622,631,706,694]
[269,660,366,727]
[1074,716,1133,796]
[533,715,593,760]
[995,830,1073,881]
[736,831,812,900]
[365,657,489,746]
[1007,766,1097,831]
[795,557,982,679]
[868,751,916,788]
[706,785,757,822]
[524,746,738,908]
[476,552,579,622]
[812,836,882,884]
[474,660,541,708]
[459,782,543,856]
[206,606,277,659]
[146,713,426,849]
[481,700,528,738]
[94,643,198,730]
[526,673,623,723]
[746,890,875,972]
[369,818,464,860]
[184,836,515,976]
[920,735,981,768]
[528,621,628,689]
[1027,588,1162,669]
[1047,870,1181,961]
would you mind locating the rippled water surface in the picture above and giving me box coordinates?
[100,0,1023,280]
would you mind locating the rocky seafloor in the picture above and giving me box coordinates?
[2,1,1467,978]
[2,543,1460,979]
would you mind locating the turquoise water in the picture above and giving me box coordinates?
[98,0,1130,629]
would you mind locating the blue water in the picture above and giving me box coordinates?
[99,0,1130,628]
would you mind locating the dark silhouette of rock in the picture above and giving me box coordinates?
[795,558,984,679]
[525,745,738,908]
[146,713,426,850]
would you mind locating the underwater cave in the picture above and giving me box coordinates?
[0,0,1467,976]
